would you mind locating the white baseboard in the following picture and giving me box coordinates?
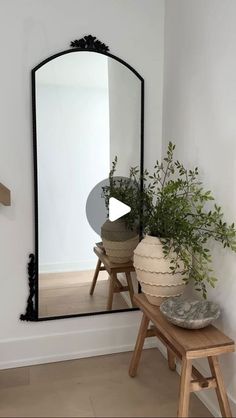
[0,324,157,370]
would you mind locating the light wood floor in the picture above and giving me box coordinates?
[0,349,212,417]
[39,270,131,318]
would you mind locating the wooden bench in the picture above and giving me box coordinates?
[129,294,235,417]
[90,245,136,310]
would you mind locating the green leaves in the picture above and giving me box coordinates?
[102,143,236,298]
[142,141,236,298]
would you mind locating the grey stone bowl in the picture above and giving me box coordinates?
[160,297,221,329]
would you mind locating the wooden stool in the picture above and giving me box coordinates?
[90,245,136,310]
[129,294,235,418]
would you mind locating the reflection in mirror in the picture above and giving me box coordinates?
[35,51,142,318]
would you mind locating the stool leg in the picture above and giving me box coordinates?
[125,272,135,307]
[208,356,232,418]
[107,274,115,310]
[167,348,176,371]
[90,259,102,295]
[178,358,192,418]
[129,313,150,377]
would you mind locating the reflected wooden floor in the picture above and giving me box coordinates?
[39,270,130,318]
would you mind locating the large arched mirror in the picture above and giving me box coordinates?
[21,35,144,321]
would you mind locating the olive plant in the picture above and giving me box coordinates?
[143,142,236,298]
[102,144,236,298]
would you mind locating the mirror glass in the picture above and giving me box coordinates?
[35,51,142,319]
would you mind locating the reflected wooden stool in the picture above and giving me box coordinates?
[129,294,235,418]
[90,244,136,310]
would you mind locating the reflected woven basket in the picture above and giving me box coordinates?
[103,235,139,264]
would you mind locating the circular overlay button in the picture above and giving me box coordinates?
[85,176,139,237]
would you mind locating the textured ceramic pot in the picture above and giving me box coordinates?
[101,219,139,264]
[133,235,186,306]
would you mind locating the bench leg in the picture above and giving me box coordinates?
[208,356,232,418]
[129,313,150,377]
[167,348,176,371]
[90,259,102,295]
[107,274,115,310]
[178,358,192,418]
[125,272,135,307]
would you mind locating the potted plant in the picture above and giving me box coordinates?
[134,142,236,305]
[101,157,140,263]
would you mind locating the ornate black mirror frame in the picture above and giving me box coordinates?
[20,35,144,322]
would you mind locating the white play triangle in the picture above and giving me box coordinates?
[109,197,131,222]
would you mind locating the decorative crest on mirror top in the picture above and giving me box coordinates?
[70,35,110,52]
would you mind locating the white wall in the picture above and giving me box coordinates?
[163,0,236,414]
[0,0,164,368]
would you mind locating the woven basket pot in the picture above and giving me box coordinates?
[133,235,186,306]
[101,219,139,264]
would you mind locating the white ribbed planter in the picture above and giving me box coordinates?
[133,235,186,306]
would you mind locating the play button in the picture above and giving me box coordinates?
[86,176,139,236]
[109,197,131,222]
